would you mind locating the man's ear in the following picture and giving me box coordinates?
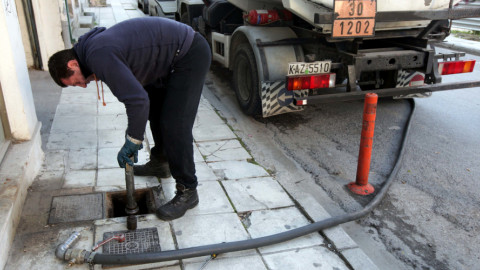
[66,59,79,69]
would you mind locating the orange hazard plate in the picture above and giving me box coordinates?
[332,0,376,38]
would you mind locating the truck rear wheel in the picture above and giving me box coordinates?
[233,43,262,116]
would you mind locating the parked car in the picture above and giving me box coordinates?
[148,0,177,20]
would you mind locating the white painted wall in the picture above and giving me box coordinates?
[0,0,38,140]
[32,0,65,70]
[14,0,34,67]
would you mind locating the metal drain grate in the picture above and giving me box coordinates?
[49,193,104,224]
[101,227,161,255]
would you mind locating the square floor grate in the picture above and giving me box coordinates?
[49,193,104,224]
[101,227,161,255]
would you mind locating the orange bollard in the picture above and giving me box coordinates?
[348,93,378,195]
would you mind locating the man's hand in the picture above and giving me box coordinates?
[117,135,143,168]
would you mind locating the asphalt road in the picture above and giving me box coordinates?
[203,48,480,270]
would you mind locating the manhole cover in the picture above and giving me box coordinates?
[101,227,161,255]
[101,227,161,268]
[49,193,104,224]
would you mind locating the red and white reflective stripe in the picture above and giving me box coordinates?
[295,99,307,106]
[286,73,336,91]
[438,60,475,75]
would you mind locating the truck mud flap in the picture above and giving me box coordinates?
[261,81,308,117]
[394,70,432,99]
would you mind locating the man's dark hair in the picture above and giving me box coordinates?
[48,49,77,87]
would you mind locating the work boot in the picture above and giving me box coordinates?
[133,156,171,178]
[156,184,199,220]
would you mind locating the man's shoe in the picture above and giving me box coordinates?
[156,184,199,220]
[134,157,171,178]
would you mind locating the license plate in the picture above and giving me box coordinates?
[332,0,376,38]
[287,61,332,76]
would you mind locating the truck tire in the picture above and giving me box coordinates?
[233,43,262,116]
[142,0,149,14]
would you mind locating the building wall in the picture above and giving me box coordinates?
[32,0,65,70]
[0,0,38,140]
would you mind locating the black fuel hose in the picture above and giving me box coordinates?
[92,99,416,265]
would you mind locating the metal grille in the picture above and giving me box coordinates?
[102,227,161,255]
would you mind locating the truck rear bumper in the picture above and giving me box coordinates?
[295,80,480,105]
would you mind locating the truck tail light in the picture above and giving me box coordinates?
[438,60,475,75]
[286,73,336,91]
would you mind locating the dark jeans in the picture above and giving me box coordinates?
[146,32,211,189]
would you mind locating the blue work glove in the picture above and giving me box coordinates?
[117,135,143,168]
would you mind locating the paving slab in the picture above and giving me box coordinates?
[98,114,128,130]
[208,160,269,180]
[246,207,324,254]
[51,115,97,132]
[96,168,158,191]
[222,177,294,212]
[55,103,97,116]
[46,131,98,150]
[68,148,98,170]
[193,123,237,142]
[98,102,126,115]
[43,150,67,172]
[98,129,127,148]
[262,246,349,270]
[172,213,249,249]
[58,91,98,104]
[163,181,234,216]
[184,255,268,270]
[197,139,251,162]
[63,169,96,188]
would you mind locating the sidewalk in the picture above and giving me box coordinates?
[4,1,377,269]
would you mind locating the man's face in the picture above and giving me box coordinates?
[61,60,94,88]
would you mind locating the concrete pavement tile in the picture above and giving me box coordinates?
[63,170,96,188]
[222,177,294,212]
[295,195,358,250]
[98,129,127,148]
[162,162,218,185]
[5,226,93,270]
[46,131,97,150]
[341,248,379,270]
[68,148,98,170]
[51,115,97,132]
[184,255,267,270]
[43,150,67,172]
[208,160,269,180]
[98,102,126,115]
[198,96,214,111]
[193,123,237,142]
[98,114,128,130]
[59,91,98,104]
[96,168,153,191]
[195,107,225,127]
[93,215,177,270]
[246,207,324,254]
[197,140,251,162]
[162,181,234,216]
[98,147,119,169]
[196,161,218,181]
[172,213,249,249]
[193,144,203,162]
[56,103,97,116]
[263,246,349,270]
